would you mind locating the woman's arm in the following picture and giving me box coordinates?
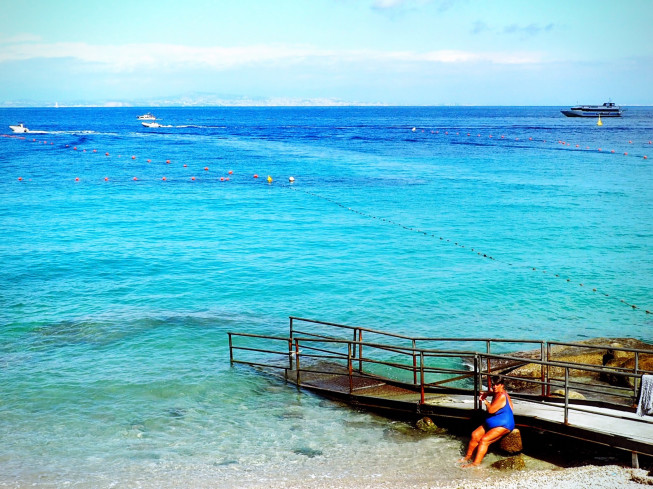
[484,393,507,414]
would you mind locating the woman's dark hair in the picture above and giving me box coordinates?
[491,375,504,386]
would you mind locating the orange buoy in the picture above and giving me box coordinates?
[220,177,224,181]
[611,150,615,153]
[644,156,648,159]
[254,174,258,178]
[93,149,97,153]
[166,160,170,164]
[162,177,166,181]
[131,156,135,160]
[133,177,138,181]
[105,152,109,156]
[625,152,628,155]
[228,170,233,174]
[73,146,77,150]
[75,177,79,181]
[191,176,195,180]
[183,164,187,168]
[18,177,22,181]
[147,159,151,163]
[104,177,109,181]
[204,167,209,171]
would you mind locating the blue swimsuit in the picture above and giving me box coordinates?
[484,395,515,431]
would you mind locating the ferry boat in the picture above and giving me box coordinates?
[561,102,622,118]
[137,113,156,120]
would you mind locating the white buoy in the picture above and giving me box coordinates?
[411,127,417,132]
[289,176,295,183]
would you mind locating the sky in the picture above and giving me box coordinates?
[1,0,652,106]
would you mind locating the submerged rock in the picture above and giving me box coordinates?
[292,447,323,458]
[491,455,526,471]
[416,416,447,434]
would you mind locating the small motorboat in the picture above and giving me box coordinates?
[137,113,156,120]
[9,123,29,133]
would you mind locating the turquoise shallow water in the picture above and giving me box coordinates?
[1,107,652,487]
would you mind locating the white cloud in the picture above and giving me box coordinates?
[0,33,42,43]
[0,41,544,72]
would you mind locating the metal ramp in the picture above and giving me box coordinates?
[229,317,653,465]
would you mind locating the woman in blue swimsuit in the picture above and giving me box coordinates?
[460,376,515,467]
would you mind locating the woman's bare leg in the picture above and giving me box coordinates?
[459,425,486,463]
[466,427,509,466]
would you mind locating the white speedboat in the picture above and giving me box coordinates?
[9,123,29,133]
[137,113,156,120]
[561,102,622,117]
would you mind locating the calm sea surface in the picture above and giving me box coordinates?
[1,106,652,487]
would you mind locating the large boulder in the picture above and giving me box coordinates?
[499,429,523,454]
[495,338,653,392]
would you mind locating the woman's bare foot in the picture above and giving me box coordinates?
[461,462,481,468]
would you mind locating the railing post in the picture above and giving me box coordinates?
[474,355,480,410]
[295,338,301,388]
[540,342,546,397]
[546,342,551,397]
[288,338,294,370]
[348,342,353,394]
[358,329,363,373]
[420,351,425,404]
[412,339,418,385]
[228,333,234,364]
[485,340,491,381]
[634,352,640,404]
[289,316,294,339]
[564,367,569,425]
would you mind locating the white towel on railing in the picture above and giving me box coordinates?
[637,374,653,417]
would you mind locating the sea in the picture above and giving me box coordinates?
[1,106,652,488]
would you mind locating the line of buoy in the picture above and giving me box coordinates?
[282,185,650,316]
[410,128,651,159]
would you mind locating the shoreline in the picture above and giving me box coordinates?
[232,464,652,489]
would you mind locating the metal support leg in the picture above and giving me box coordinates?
[632,452,640,469]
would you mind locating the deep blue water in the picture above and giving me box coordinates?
[1,106,652,487]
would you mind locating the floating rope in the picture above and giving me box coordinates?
[4,130,652,315]
[282,184,651,316]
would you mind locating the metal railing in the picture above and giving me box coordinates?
[228,317,653,425]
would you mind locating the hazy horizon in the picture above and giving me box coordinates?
[2,0,652,107]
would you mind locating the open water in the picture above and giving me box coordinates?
[1,106,652,487]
